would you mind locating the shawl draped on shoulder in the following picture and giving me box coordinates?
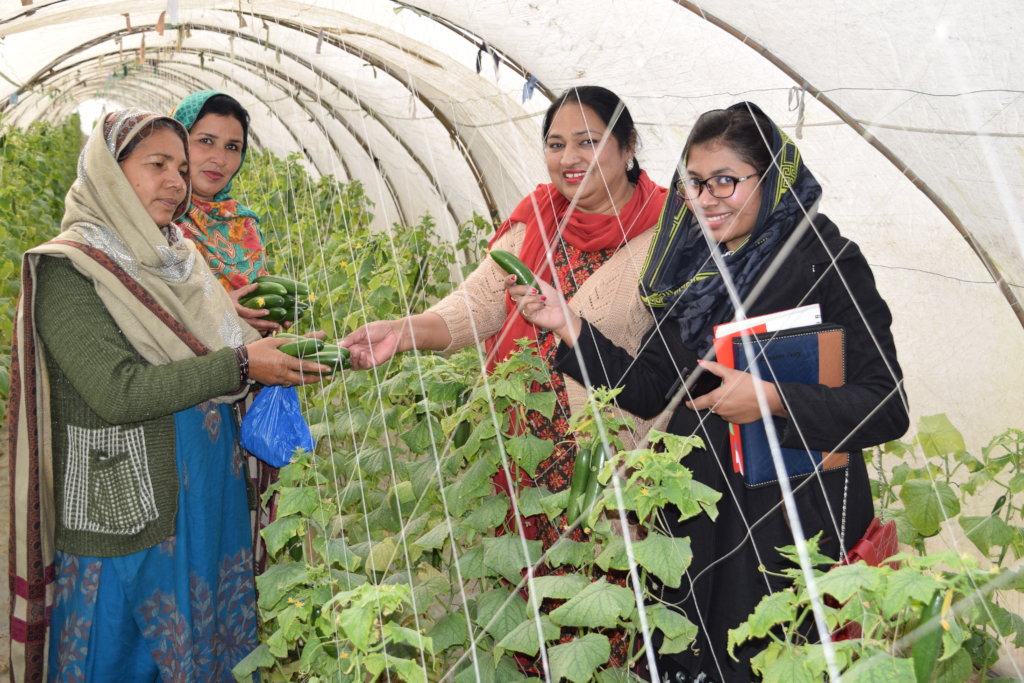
[486,170,667,367]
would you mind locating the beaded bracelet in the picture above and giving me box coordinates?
[234,345,254,388]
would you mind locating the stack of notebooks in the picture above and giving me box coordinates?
[712,304,848,487]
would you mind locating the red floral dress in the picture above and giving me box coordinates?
[509,239,632,671]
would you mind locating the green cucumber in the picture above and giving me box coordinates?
[279,338,325,358]
[251,281,289,297]
[912,589,945,683]
[304,347,350,371]
[566,441,594,523]
[579,442,609,521]
[263,307,289,322]
[490,249,536,287]
[255,274,309,296]
[239,293,288,310]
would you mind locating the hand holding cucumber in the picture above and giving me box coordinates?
[496,257,582,345]
[230,282,284,334]
[246,331,334,387]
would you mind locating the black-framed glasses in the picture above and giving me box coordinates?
[675,173,760,200]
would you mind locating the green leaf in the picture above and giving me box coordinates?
[507,433,555,477]
[595,536,629,572]
[933,648,973,683]
[547,538,593,568]
[959,514,1017,557]
[538,488,570,520]
[475,587,528,640]
[845,652,916,682]
[548,579,635,628]
[338,604,372,651]
[917,414,966,460]
[496,615,560,656]
[547,633,611,683]
[482,535,543,584]
[815,563,884,603]
[745,589,800,639]
[463,495,510,533]
[633,534,691,589]
[277,485,320,517]
[517,486,548,517]
[401,414,443,454]
[385,623,432,654]
[647,604,697,655]
[231,642,276,679]
[415,520,455,549]
[384,655,427,683]
[455,545,490,579]
[428,612,469,653]
[899,479,960,537]
[413,563,451,607]
[522,389,556,418]
[322,537,362,571]
[760,648,817,683]
[530,574,591,602]
[878,569,942,619]
[256,562,311,610]
[364,536,399,573]
[261,515,304,557]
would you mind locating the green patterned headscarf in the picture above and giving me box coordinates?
[638,101,823,355]
[172,90,254,209]
[172,91,265,288]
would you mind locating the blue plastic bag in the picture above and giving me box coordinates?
[239,385,315,467]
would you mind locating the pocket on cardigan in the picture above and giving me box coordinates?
[64,425,158,535]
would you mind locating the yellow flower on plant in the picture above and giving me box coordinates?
[640,488,649,496]
[340,652,349,660]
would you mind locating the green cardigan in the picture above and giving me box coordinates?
[35,256,246,557]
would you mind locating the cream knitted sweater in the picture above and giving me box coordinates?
[427,223,671,449]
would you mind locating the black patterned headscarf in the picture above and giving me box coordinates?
[638,102,823,356]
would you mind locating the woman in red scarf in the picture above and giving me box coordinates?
[342,85,667,666]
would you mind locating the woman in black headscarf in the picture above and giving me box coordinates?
[510,102,909,681]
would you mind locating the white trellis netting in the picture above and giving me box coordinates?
[2,0,1023,677]
[2,0,1019,450]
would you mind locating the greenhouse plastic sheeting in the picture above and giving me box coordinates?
[1,0,1022,450]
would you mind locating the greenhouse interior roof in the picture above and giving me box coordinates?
[1,0,1022,447]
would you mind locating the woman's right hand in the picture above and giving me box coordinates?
[340,320,400,369]
[231,282,282,335]
[245,333,331,386]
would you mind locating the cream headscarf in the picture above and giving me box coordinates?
[6,109,260,681]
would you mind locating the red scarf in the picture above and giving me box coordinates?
[484,170,667,368]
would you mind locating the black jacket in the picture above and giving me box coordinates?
[554,217,909,681]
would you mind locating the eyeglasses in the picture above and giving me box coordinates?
[675,173,760,200]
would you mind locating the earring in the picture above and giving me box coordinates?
[626,158,635,172]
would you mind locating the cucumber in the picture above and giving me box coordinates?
[275,332,306,341]
[263,307,289,322]
[578,441,609,522]
[566,442,594,523]
[304,347,350,371]
[239,293,288,310]
[251,281,289,297]
[912,589,945,682]
[255,274,309,296]
[279,338,325,358]
[490,249,536,287]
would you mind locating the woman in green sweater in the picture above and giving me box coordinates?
[7,109,330,681]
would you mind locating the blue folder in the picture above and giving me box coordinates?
[732,324,848,487]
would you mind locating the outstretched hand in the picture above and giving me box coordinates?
[340,320,399,370]
[684,359,788,424]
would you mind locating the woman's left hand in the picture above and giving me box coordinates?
[230,282,283,335]
[503,276,582,345]
[684,359,789,424]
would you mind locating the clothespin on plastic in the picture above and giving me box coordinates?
[522,75,538,103]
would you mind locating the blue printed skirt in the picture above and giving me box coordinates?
[48,402,258,681]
